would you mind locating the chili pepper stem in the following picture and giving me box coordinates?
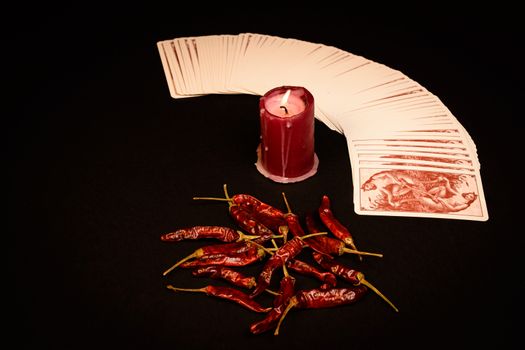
[192,184,234,207]
[236,231,262,241]
[342,247,383,258]
[163,251,199,276]
[223,183,232,200]
[166,285,206,293]
[271,239,290,277]
[357,273,398,312]
[192,196,231,202]
[250,241,274,255]
[236,231,284,242]
[221,184,236,209]
[300,232,328,240]
[281,264,290,278]
[266,289,280,296]
[281,192,292,214]
[238,232,259,241]
[345,239,363,262]
[274,297,298,336]
[278,225,289,243]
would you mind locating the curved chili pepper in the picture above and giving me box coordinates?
[166,285,271,313]
[161,226,260,243]
[192,266,256,289]
[305,213,383,258]
[162,241,259,275]
[312,252,398,312]
[250,275,296,334]
[308,234,345,255]
[312,231,381,257]
[180,248,266,268]
[312,251,360,282]
[285,258,337,288]
[229,204,275,240]
[293,285,368,309]
[318,195,360,259]
[193,184,287,231]
[231,193,284,218]
[232,194,286,231]
[250,236,305,298]
[274,285,368,335]
[284,211,307,238]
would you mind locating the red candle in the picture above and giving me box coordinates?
[256,86,318,183]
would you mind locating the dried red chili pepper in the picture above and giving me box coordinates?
[312,252,398,312]
[280,192,307,237]
[232,193,284,218]
[205,185,277,240]
[312,252,360,282]
[274,285,368,335]
[315,236,382,257]
[161,226,261,243]
[194,184,287,231]
[228,204,276,241]
[233,194,286,231]
[180,248,266,268]
[305,213,382,258]
[166,285,271,313]
[318,195,360,260]
[162,241,260,275]
[249,275,296,334]
[285,259,337,288]
[191,266,256,289]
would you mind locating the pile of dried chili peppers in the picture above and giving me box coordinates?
[162,184,398,336]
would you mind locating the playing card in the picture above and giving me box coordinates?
[157,40,197,98]
[355,167,488,221]
[357,150,474,163]
[350,137,479,167]
[356,158,477,172]
[172,38,196,94]
[355,146,472,157]
[157,41,178,98]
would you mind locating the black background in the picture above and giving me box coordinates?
[9,5,522,349]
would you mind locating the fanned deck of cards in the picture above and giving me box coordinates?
[157,33,488,221]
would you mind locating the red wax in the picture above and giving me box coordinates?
[256,86,318,183]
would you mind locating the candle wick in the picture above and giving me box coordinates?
[280,106,288,114]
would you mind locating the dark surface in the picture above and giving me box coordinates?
[9,6,521,349]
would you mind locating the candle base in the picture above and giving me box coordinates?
[255,145,319,184]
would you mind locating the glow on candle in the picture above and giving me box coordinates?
[279,89,291,114]
[266,89,305,117]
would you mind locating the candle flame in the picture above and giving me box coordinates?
[280,89,291,106]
